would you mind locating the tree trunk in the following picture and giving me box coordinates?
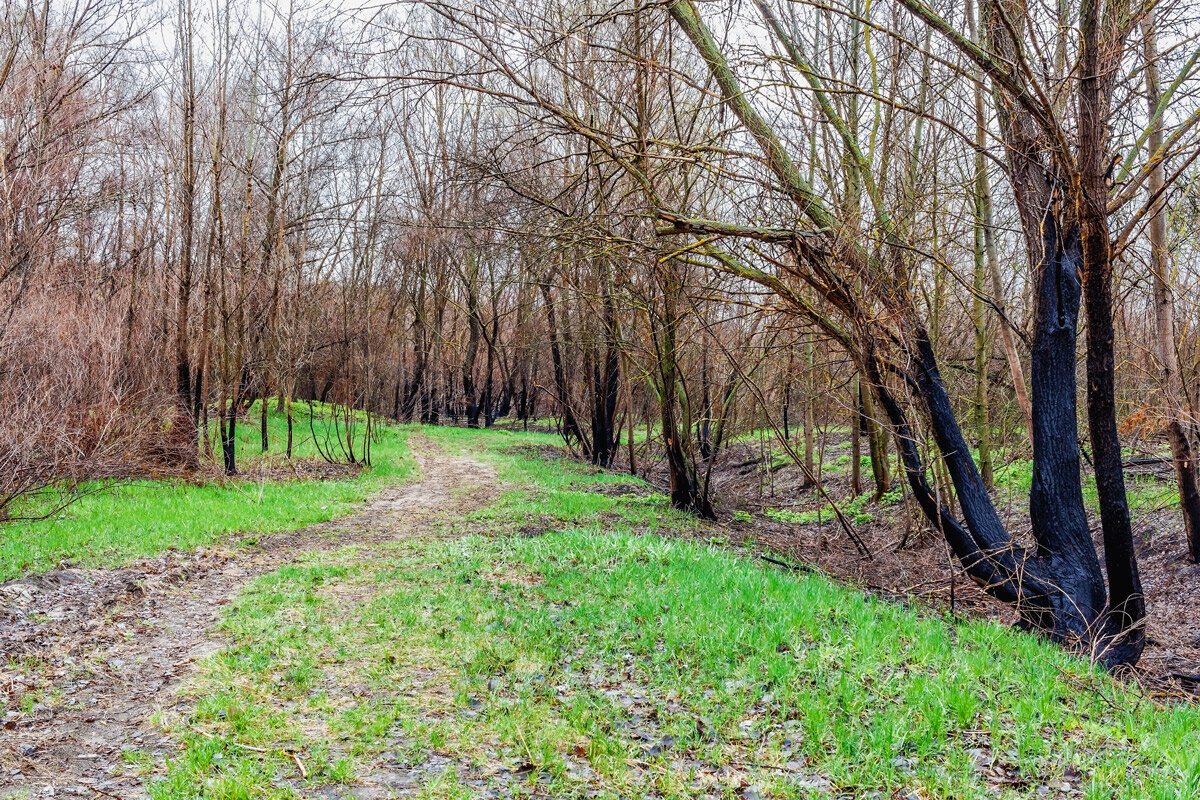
[260,389,269,453]
[175,0,198,469]
[698,343,713,459]
[851,375,863,496]
[1077,0,1144,664]
[654,260,713,519]
[1143,15,1200,562]
[590,290,621,467]
[804,335,815,486]
[967,0,1032,442]
[971,84,994,488]
[462,252,483,428]
[541,279,586,451]
[972,241,993,489]
[861,379,890,498]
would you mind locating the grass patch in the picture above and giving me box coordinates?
[0,401,414,580]
[992,455,1177,515]
[764,486,905,527]
[147,425,1200,799]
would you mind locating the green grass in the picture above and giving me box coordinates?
[0,400,415,580]
[765,487,905,527]
[992,455,1177,515]
[220,399,388,467]
[142,425,1200,799]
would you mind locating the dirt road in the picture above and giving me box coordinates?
[0,441,497,798]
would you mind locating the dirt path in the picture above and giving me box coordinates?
[0,440,498,798]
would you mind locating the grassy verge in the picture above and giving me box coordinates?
[0,401,414,580]
[143,425,1200,800]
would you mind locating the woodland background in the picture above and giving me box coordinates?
[5,0,1200,668]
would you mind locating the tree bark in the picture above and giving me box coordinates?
[1077,0,1144,664]
[967,0,1032,444]
[1143,14,1200,562]
[861,378,889,498]
[851,375,863,496]
[175,0,198,469]
[540,278,586,450]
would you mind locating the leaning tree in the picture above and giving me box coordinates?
[426,0,1200,666]
[664,0,1200,666]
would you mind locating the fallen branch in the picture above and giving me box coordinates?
[761,554,818,574]
[1123,457,1172,467]
[288,750,308,779]
[1167,672,1200,685]
[728,456,764,470]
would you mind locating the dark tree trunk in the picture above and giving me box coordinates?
[175,0,198,471]
[1024,220,1108,639]
[1073,0,1145,664]
[221,367,248,476]
[260,379,269,453]
[541,279,587,452]
[653,262,713,520]
[517,369,530,423]
[463,317,481,428]
[781,376,791,442]
[219,401,234,475]
[698,345,713,459]
[481,331,496,427]
[404,347,428,423]
[590,292,621,467]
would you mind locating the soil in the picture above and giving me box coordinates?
[0,438,499,798]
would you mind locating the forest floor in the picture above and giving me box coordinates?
[646,434,1200,684]
[2,426,1200,799]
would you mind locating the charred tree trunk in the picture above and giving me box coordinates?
[698,344,713,459]
[462,316,481,428]
[804,335,815,486]
[221,366,248,476]
[851,375,863,496]
[481,334,496,427]
[652,260,713,519]
[260,386,269,453]
[461,252,484,428]
[1077,0,1144,664]
[590,291,621,467]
